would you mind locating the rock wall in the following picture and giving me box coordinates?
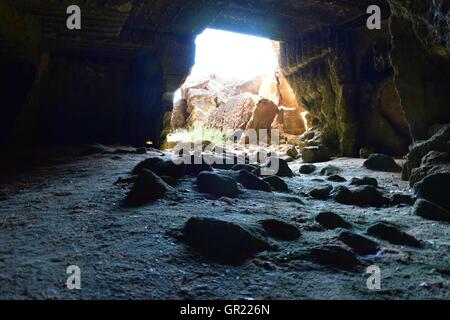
[278,23,411,156]
[388,0,450,141]
[0,0,196,147]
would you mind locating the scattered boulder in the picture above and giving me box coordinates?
[363,154,402,172]
[338,231,379,255]
[351,186,387,208]
[390,193,415,206]
[262,158,293,177]
[327,175,347,182]
[133,158,186,178]
[315,212,351,230]
[412,199,450,222]
[262,176,289,192]
[320,165,341,176]
[301,146,330,163]
[350,177,378,187]
[309,185,333,200]
[197,172,239,198]
[124,169,171,207]
[414,173,450,211]
[299,164,316,174]
[132,157,163,175]
[331,186,354,205]
[307,245,360,271]
[238,170,272,192]
[260,219,301,241]
[367,222,421,247]
[182,217,270,265]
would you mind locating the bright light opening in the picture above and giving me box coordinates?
[173,28,278,103]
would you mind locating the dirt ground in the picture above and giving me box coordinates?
[1,147,450,300]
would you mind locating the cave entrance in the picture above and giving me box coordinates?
[164,28,308,154]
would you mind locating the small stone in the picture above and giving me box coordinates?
[390,193,415,206]
[413,199,450,222]
[363,154,402,172]
[338,231,379,255]
[262,176,289,192]
[197,172,239,198]
[238,170,272,192]
[307,245,360,271]
[351,186,387,208]
[350,177,378,187]
[260,219,301,241]
[331,186,353,205]
[315,212,351,230]
[123,169,171,207]
[309,185,333,200]
[367,222,421,247]
[320,165,340,176]
[301,146,330,163]
[262,158,293,177]
[327,175,347,182]
[299,164,316,174]
[182,217,270,265]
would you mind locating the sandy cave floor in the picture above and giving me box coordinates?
[1,148,450,300]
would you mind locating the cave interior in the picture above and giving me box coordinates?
[1,0,450,300]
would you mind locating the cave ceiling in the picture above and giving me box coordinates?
[4,0,388,57]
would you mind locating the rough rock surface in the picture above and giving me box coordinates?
[182,217,270,265]
[260,219,300,241]
[363,154,402,172]
[414,173,450,212]
[196,172,239,198]
[367,222,421,248]
[315,212,351,230]
[413,199,450,222]
[124,169,171,207]
[338,231,379,256]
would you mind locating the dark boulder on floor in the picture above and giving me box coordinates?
[237,170,272,192]
[412,199,450,222]
[367,222,421,247]
[331,186,353,205]
[363,154,402,172]
[159,175,178,187]
[132,157,163,175]
[327,175,347,182]
[182,217,270,265]
[307,245,360,271]
[260,219,300,241]
[414,172,450,211]
[197,172,239,198]
[320,165,341,176]
[262,176,289,192]
[350,177,378,187]
[301,146,330,163]
[309,185,333,200]
[338,231,379,255]
[133,158,186,179]
[315,212,351,230]
[124,169,171,207]
[390,193,415,206]
[262,158,293,177]
[299,164,316,174]
[332,185,387,207]
[351,186,387,208]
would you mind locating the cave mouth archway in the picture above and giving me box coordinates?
[165,28,307,150]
